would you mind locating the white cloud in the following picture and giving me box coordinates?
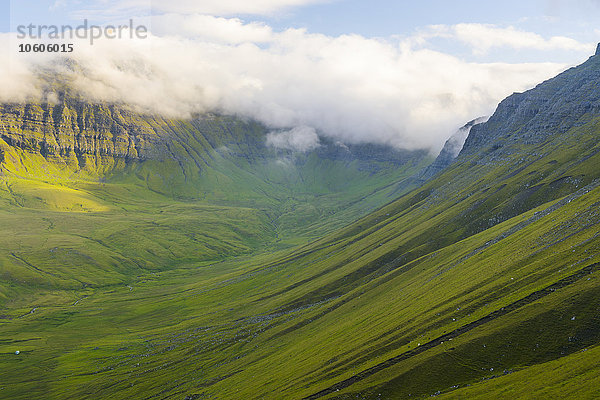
[1,18,579,152]
[0,34,45,103]
[266,126,320,152]
[151,14,273,43]
[422,23,595,55]
[66,0,333,19]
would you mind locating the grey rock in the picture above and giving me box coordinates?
[417,116,488,181]
[461,49,600,160]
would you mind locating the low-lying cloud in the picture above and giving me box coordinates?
[1,16,585,152]
[266,126,320,152]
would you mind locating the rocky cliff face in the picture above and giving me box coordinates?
[0,94,432,202]
[0,93,431,178]
[461,51,600,159]
[0,98,169,170]
[0,94,274,176]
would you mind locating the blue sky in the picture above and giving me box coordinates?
[264,0,573,36]
[3,1,599,47]
[2,0,599,64]
[0,0,7,31]
[259,0,600,62]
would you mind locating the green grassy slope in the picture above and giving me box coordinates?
[1,54,600,399]
[3,133,599,399]
[0,95,432,399]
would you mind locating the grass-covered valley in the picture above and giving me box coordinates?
[1,51,600,400]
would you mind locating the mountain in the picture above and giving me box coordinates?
[0,96,429,205]
[0,92,432,297]
[417,116,488,181]
[1,47,600,400]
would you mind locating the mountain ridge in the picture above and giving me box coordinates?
[417,116,488,181]
[461,51,600,157]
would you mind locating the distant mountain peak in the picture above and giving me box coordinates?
[596,42,600,56]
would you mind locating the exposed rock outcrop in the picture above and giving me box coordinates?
[461,49,600,159]
[417,117,488,181]
[0,98,168,169]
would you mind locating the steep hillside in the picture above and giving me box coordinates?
[1,49,600,400]
[417,116,488,182]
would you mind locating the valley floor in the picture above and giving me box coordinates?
[2,173,600,399]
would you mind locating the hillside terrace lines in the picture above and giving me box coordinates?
[430,179,600,282]
[1,103,159,163]
[301,189,600,392]
[305,262,600,399]
[9,252,59,279]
